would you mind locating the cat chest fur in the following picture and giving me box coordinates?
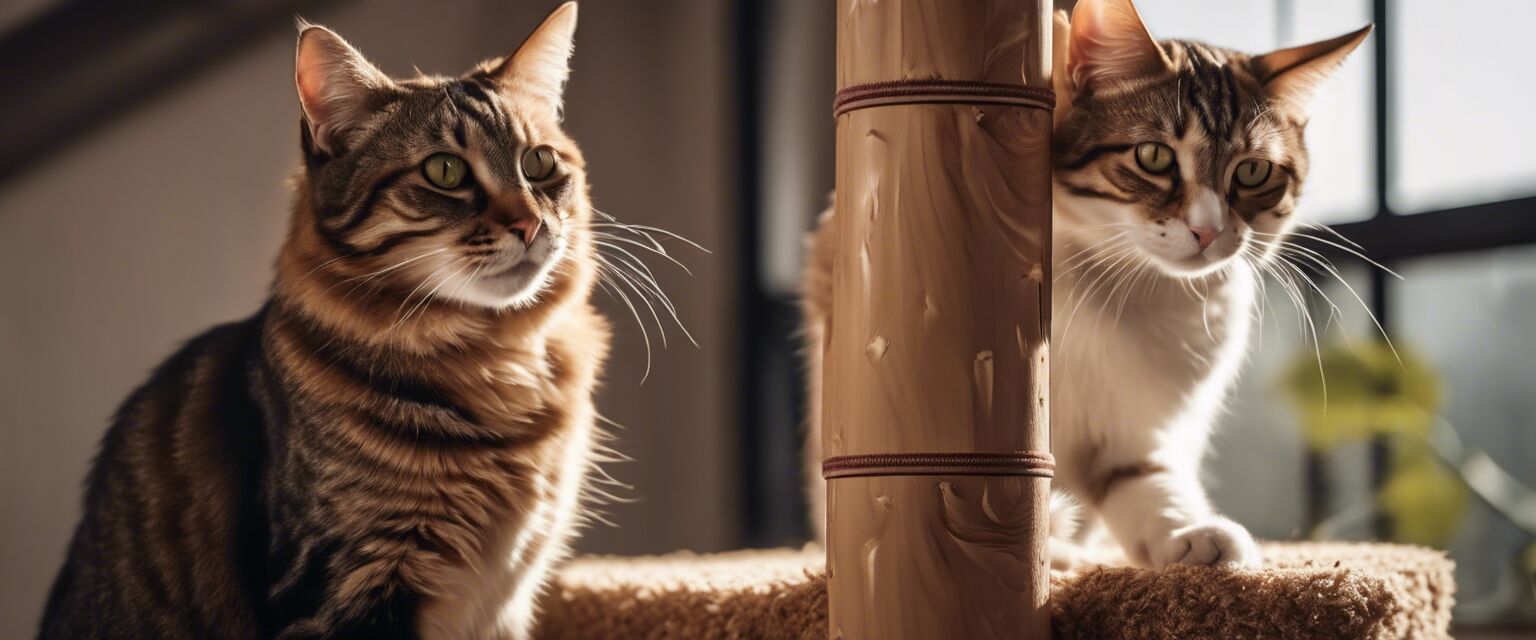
[1048,261,1256,491]
[266,310,602,638]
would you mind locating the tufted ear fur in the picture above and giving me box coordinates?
[490,2,578,119]
[1250,25,1373,112]
[1062,0,1169,96]
[294,23,393,155]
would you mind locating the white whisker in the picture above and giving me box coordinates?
[592,233,694,275]
[589,221,710,254]
[397,262,468,330]
[594,272,654,382]
[598,255,669,348]
[326,249,448,302]
[389,261,457,331]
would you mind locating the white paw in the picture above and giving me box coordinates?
[1149,518,1261,569]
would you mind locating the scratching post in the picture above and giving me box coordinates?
[822,1,1055,638]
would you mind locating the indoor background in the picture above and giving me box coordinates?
[1,0,1532,637]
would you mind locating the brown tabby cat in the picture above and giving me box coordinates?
[38,4,608,638]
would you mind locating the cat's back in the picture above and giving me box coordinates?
[39,312,271,640]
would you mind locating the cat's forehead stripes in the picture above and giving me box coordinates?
[1168,42,1244,142]
[442,80,528,189]
[1165,41,1273,188]
[1060,42,1283,184]
[1054,38,1310,227]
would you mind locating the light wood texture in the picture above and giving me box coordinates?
[823,0,1054,638]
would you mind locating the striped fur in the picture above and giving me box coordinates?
[40,5,609,639]
[1053,37,1310,244]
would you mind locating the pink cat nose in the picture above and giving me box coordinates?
[488,201,544,245]
[1189,226,1218,250]
[509,216,542,245]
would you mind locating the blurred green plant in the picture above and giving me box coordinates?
[1378,440,1469,547]
[1283,338,1468,549]
[1284,339,1440,449]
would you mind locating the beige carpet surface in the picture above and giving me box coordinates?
[536,542,1453,639]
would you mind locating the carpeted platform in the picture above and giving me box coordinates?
[535,542,1454,639]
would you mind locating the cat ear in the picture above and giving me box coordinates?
[294,23,393,156]
[491,2,578,118]
[1065,0,1169,95]
[1251,25,1372,110]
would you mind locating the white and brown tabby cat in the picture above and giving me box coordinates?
[804,0,1370,569]
[39,4,609,638]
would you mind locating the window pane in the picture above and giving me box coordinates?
[1391,0,1536,213]
[1393,246,1536,623]
[1137,0,1375,224]
[1289,0,1375,223]
[1135,1,1278,49]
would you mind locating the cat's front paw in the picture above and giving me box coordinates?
[1149,518,1260,568]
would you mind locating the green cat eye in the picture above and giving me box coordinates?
[1134,142,1175,174]
[1233,159,1273,188]
[521,145,558,182]
[422,153,468,189]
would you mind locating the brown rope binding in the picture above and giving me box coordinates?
[823,452,1055,480]
[833,79,1055,118]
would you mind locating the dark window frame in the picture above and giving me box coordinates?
[1310,0,1536,327]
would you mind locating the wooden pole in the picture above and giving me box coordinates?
[822,1,1054,638]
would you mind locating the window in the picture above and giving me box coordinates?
[1391,0,1536,213]
[1394,247,1536,610]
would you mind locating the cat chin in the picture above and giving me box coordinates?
[434,236,567,309]
[440,257,561,309]
[1148,252,1240,279]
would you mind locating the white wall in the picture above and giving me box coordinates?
[0,1,739,635]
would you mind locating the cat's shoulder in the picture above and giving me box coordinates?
[115,309,267,413]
